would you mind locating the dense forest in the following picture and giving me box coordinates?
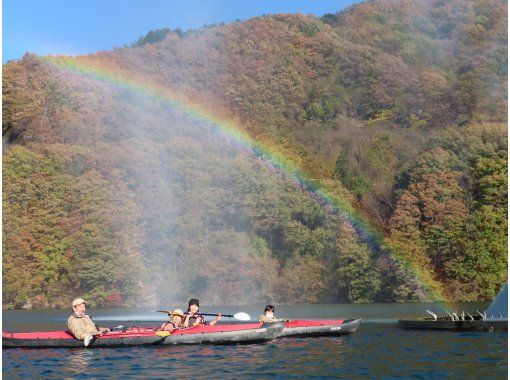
[3,0,507,308]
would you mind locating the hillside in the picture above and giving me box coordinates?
[2,0,507,308]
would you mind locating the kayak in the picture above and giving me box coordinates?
[2,319,362,348]
[2,321,284,348]
[160,320,283,345]
[280,319,361,337]
[2,329,164,348]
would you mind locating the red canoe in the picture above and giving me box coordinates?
[2,321,284,348]
[2,319,361,348]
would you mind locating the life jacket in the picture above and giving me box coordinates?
[161,321,180,331]
[188,313,205,326]
[259,314,277,323]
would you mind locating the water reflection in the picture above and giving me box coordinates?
[66,349,95,376]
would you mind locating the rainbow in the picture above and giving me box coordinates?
[43,55,448,302]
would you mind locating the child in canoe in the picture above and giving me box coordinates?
[183,298,221,327]
[259,304,278,323]
[160,309,186,331]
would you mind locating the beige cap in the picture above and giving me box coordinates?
[170,308,185,318]
[72,298,87,307]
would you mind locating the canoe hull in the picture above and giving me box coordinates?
[2,318,364,348]
[2,336,164,348]
[2,321,284,348]
[280,319,361,337]
[161,321,283,345]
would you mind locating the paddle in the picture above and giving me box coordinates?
[153,310,251,321]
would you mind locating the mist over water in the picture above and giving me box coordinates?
[58,73,306,306]
[45,59,436,308]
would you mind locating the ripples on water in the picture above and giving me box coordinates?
[3,305,507,379]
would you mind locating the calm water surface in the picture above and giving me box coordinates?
[3,303,507,379]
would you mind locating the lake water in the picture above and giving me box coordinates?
[2,303,507,379]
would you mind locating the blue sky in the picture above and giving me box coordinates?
[3,0,358,63]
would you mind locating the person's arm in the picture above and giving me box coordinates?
[160,322,171,331]
[209,314,222,326]
[84,316,103,336]
[183,314,191,327]
[88,316,108,335]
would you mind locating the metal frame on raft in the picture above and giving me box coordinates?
[397,283,508,332]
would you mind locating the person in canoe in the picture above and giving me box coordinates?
[160,308,186,331]
[183,298,221,327]
[67,298,110,346]
[259,304,278,323]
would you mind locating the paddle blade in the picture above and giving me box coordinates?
[153,310,171,313]
[234,312,251,321]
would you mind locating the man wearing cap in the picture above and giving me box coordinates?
[67,298,110,346]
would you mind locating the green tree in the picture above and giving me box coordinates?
[335,224,381,303]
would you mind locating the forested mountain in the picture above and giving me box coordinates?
[3,0,507,308]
